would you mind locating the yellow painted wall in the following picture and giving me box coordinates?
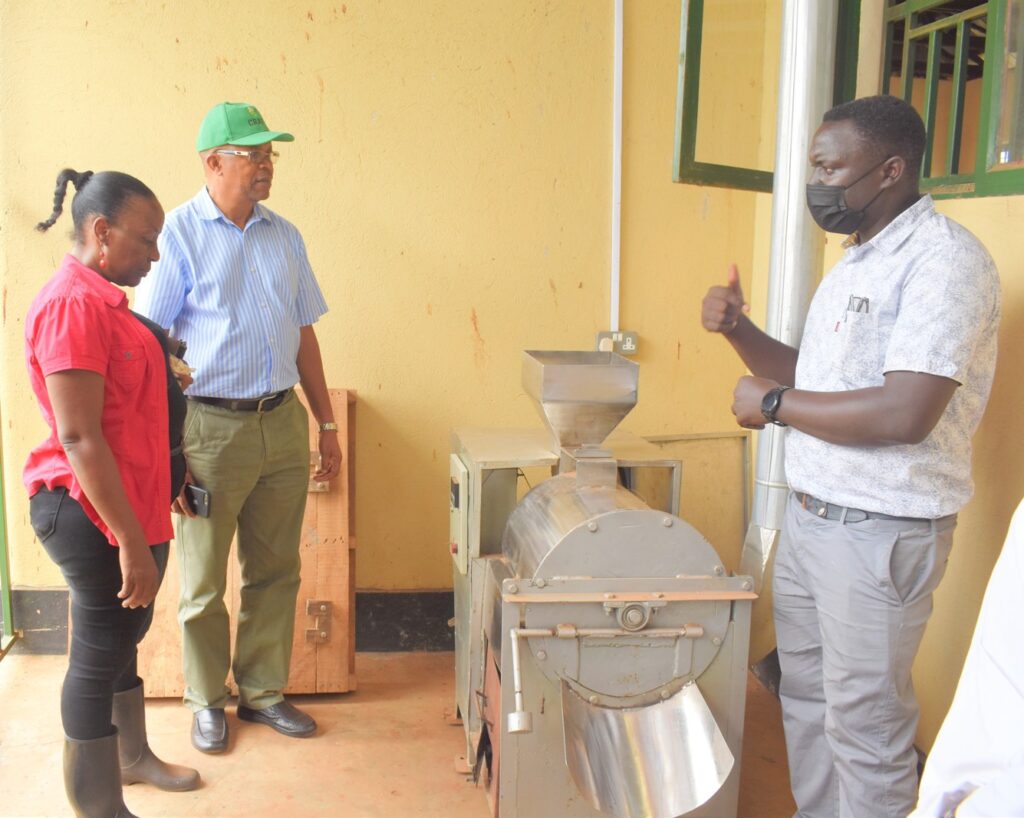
[617,0,765,559]
[909,196,1024,748]
[620,0,763,439]
[0,0,615,589]
[0,1,756,594]
[3,0,1011,758]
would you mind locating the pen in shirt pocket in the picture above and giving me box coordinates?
[835,295,870,331]
[847,295,870,314]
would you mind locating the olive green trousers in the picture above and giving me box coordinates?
[175,391,309,711]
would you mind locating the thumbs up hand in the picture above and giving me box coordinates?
[701,263,750,335]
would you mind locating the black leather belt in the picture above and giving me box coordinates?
[189,389,291,413]
[795,492,931,524]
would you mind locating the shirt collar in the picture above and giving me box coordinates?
[195,186,268,229]
[61,253,127,308]
[856,194,935,257]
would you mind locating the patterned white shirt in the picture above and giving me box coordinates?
[134,187,328,399]
[785,195,1000,518]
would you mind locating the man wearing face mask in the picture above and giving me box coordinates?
[701,95,1000,818]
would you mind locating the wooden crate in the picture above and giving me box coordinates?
[137,388,356,697]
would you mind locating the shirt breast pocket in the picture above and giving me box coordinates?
[109,343,147,389]
[833,311,881,386]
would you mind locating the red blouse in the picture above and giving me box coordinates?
[23,254,172,546]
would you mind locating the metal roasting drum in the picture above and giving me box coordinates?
[501,475,735,818]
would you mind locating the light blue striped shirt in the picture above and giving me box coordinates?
[135,187,328,399]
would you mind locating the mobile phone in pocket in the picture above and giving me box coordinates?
[185,484,211,518]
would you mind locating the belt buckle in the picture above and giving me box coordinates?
[256,394,273,413]
[804,494,828,518]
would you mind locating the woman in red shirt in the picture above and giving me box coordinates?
[27,169,198,818]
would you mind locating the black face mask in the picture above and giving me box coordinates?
[805,157,890,235]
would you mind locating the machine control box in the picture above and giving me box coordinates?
[449,454,469,575]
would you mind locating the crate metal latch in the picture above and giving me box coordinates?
[305,599,332,643]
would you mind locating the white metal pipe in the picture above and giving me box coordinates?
[609,0,623,333]
[751,0,838,532]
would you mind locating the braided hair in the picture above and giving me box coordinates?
[36,169,156,239]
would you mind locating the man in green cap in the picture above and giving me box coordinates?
[135,102,341,753]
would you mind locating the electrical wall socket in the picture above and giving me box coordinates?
[596,331,638,355]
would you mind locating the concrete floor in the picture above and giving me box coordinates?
[0,652,794,818]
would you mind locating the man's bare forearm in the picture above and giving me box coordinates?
[725,315,799,385]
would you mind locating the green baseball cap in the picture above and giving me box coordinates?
[196,102,295,152]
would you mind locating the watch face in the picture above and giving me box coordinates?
[761,389,781,421]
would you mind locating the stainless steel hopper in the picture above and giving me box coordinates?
[522,350,639,451]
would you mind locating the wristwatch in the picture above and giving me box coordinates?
[760,386,792,427]
[318,422,339,433]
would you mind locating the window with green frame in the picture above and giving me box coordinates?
[884,0,1024,198]
[673,0,862,193]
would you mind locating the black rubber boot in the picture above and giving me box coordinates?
[63,732,138,818]
[112,680,200,791]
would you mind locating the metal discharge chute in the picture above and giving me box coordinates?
[450,351,754,818]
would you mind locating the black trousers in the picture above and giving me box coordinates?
[30,487,168,740]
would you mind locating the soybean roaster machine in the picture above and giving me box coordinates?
[449,351,755,818]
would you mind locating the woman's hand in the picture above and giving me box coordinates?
[117,539,159,608]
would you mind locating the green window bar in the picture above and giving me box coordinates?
[918,29,942,175]
[946,19,970,175]
[884,0,1024,197]
[892,2,988,183]
[1,413,20,659]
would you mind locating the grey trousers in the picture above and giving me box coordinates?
[773,492,956,818]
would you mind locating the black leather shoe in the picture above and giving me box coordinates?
[191,708,228,754]
[237,700,316,738]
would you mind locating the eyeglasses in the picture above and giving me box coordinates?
[215,149,280,165]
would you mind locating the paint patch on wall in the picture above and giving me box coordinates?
[471,308,487,366]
